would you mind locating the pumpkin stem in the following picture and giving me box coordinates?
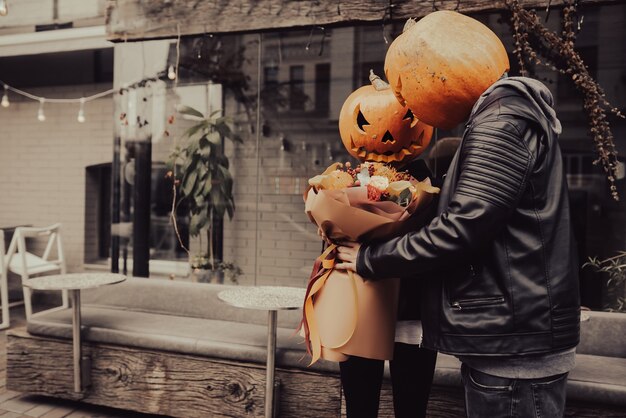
[369,69,389,91]
[403,18,417,32]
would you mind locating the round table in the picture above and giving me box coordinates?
[23,273,127,392]
[218,286,306,418]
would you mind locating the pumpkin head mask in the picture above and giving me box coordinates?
[384,11,510,130]
[339,70,433,164]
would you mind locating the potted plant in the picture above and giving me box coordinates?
[584,251,626,312]
[168,105,242,284]
[190,255,243,284]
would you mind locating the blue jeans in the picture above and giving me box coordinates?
[461,363,568,418]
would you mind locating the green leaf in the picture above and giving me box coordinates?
[199,135,210,149]
[178,105,204,118]
[198,162,209,178]
[194,194,206,208]
[185,137,201,156]
[182,169,198,197]
[207,131,222,145]
[225,199,235,220]
[201,174,213,195]
[218,154,230,169]
[182,154,200,178]
[183,122,207,139]
[200,147,211,159]
[218,165,233,196]
[398,188,412,206]
[194,165,209,195]
[199,138,212,158]
[211,192,227,219]
[189,208,208,236]
[215,122,233,140]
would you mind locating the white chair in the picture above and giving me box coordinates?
[5,223,69,320]
[0,230,9,329]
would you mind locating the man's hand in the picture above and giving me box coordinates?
[335,241,361,272]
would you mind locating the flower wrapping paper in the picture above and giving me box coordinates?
[302,180,438,364]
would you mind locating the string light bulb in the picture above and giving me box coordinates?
[77,98,86,123]
[0,0,8,17]
[1,84,8,108]
[326,143,333,161]
[37,98,46,122]
[167,64,177,80]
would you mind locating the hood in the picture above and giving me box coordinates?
[469,76,562,136]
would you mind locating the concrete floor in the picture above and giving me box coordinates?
[0,304,170,418]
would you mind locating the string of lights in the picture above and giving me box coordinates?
[0,24,185,124]
[0,6,350,125]
[0,81,117,123]
[0,66,180,123]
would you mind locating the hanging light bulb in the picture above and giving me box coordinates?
[167,64,177,80]
[0,0,8,17]
[77,98,86,123]
[37,98,46,122]
[1,85,9,108]
[326,143,334,161]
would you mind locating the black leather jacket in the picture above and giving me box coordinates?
[357,78,580,356]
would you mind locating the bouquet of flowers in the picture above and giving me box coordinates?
[301,161,439,365]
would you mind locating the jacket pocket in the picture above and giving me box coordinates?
[450,296,505,310]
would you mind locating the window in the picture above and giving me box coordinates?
[109,6,626,302]
[314,63,330,114]
[289,65,305,111]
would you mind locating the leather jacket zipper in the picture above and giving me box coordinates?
[451,296,505,310]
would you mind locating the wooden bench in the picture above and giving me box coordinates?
[6,278,626,417]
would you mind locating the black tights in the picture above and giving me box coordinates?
[339,343,437,418]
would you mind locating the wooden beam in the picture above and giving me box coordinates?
[7,328,342,417]
[7,328,626,417]
[105,0,618,42]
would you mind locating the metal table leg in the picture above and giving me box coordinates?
[71,289,82,393]
[266,310,277,418]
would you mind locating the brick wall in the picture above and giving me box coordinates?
[220,116,351,288]
[0,84,114,270]
[222,135,326,288]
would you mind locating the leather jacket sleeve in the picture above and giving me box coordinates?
[357,118,534,280]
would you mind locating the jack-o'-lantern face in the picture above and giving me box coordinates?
[339,72,433,164]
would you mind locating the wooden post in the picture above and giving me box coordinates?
[111,136,121,274]
[132,140,151,278]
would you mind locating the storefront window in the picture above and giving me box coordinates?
[110,3,626,309]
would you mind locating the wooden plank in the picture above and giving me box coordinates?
[8,329,626,417]
[105,0,620,42]
[7,329,342,418]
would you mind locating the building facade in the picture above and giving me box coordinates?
[1,0,625,310]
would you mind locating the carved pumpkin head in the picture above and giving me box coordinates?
[339,71,433,164]
[384,11,510,130]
